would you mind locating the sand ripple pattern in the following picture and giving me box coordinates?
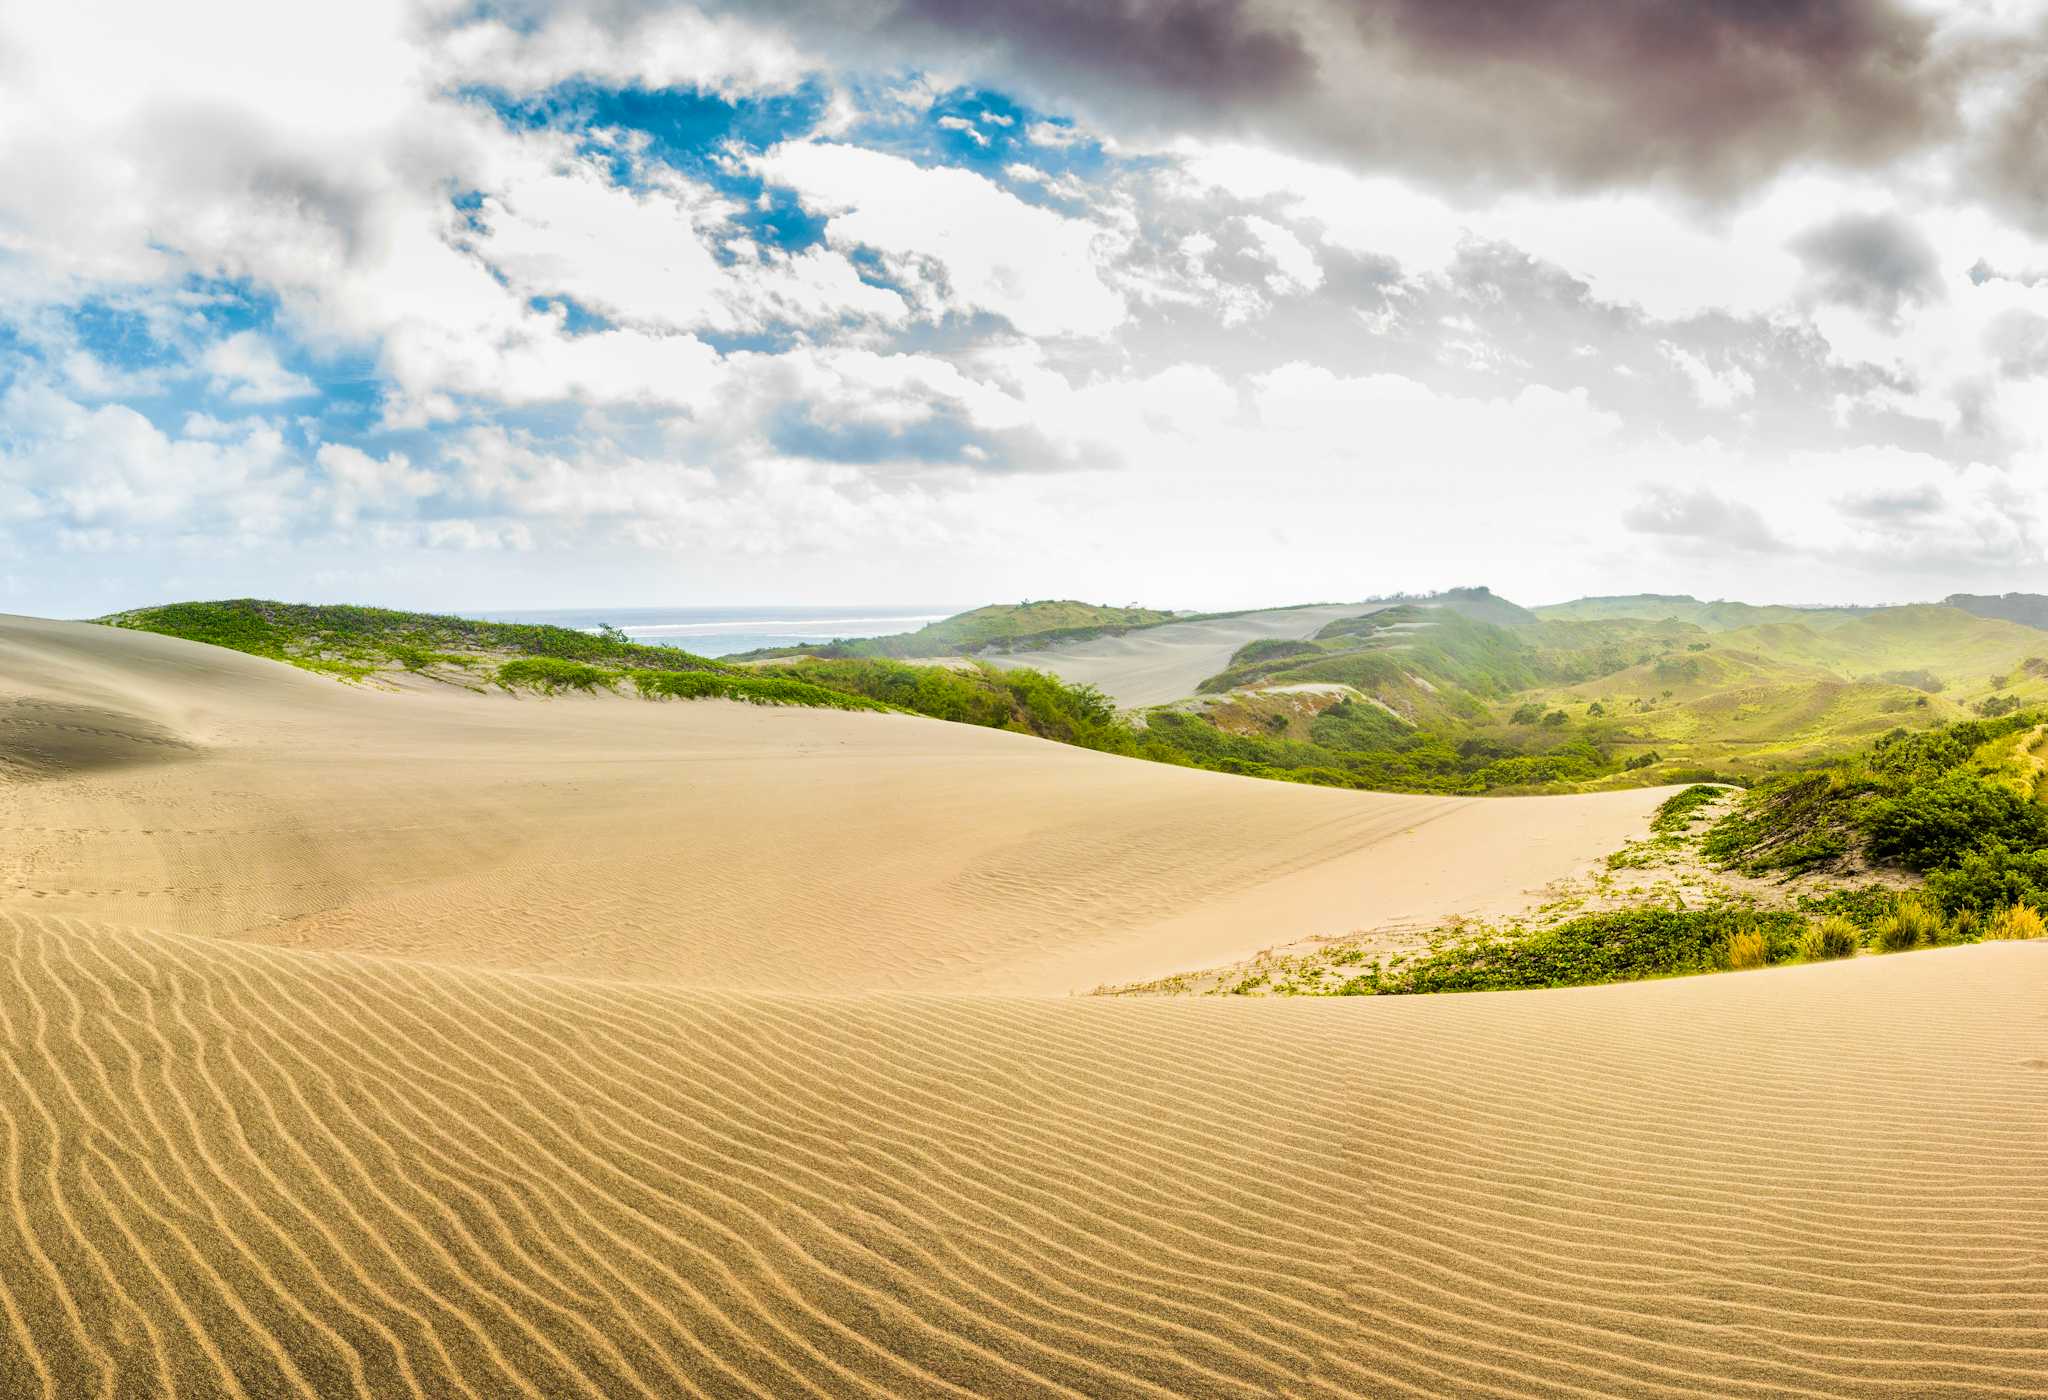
[1,914,2043,1397]
[4,616,2045,1395]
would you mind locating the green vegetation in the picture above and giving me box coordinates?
[758,657,1140,752]
[1872,896,1947,951]
[1652,785,1723,833]
[1801,916,1861,960]
[735,599,1180,660]
[99,599,1159,750]
[1945,591,2048,631]
[1987,904,2047,940]
[106,600,730,679]
[103,592,2048,817]
[496,658,610,693]
[1704,713,2048,877]
[1531,594,1874,630]
[1173,595,2048,794]
[1337,908,1811,995]
[1692,710,2048,952]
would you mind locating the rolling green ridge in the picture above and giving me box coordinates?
[99,600,1169,759]
[1946,591,2048,631]
[731,599,1179,660]
[1530,594,1875,630]
[102,600,731,681]
[101,592,2048,803]
[1173,594,2048,794]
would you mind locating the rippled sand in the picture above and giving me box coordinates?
[1,615,2041,1396]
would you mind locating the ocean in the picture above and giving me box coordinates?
[466,606,960,658]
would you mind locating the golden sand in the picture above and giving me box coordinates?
[1,615,2042,1396]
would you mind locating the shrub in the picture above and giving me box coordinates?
[1872,897,1945,951]
[1859,774,2048,872]
[1351,907,1805,995]
[1794,885,1898,928]
[631,669,888,713]
[1801,916,1862,960]
[1923,845,2048,915]
[1725,929,1768,969]
[1985,904,2047,941]
[496,657,611,693]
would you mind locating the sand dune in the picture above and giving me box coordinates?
[0,615,1654,993]
[982,603,1384,707]
[2,615,2044,1397]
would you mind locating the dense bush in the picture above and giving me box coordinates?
[1860,774,2048,871]
[1345,907,1807,995]
[1922,845,2048,915]
[1706,712,2048,879]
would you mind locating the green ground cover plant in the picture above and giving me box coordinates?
[1335,907,1811,995]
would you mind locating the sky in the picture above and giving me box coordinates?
[4,1,2048,616]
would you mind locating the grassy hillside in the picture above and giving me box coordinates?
[1141,595,2048,794]
[99,600,1164,760]
[1696,711,2048,945]
[106,593,2048,803]
[734,600,1179,660]
[1532,594,1873,630]
[1946,592,2048,631]
[104,599,731,681]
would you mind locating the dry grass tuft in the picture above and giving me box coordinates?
[1725,928,1769,970]
[1874,897,1945,952]
[1801,916,1862,961]
[1985,904,2047,941]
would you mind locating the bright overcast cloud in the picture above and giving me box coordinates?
[5,0,2048,614]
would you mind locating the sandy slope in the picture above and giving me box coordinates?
[2,615,2045,1397]
[982,602,1384,706]
[0,616,1652,994]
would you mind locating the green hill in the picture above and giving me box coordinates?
[105,593,2048,803]
[1946,592,2048,631]
[101,599,732,680]
[1533,594,1873,630]
[731,600,1178,660]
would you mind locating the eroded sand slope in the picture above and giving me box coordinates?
[1,615,2044,1398]
[981,603,1385,707]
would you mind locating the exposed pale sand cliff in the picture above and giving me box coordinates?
[981,602,1386,706]
[1,615,2042,1397]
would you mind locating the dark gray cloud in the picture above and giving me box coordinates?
[1970,58,2048,233]
[886,0,1311,105]
[1791,211,1943,324]
[684,0,1976,198]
